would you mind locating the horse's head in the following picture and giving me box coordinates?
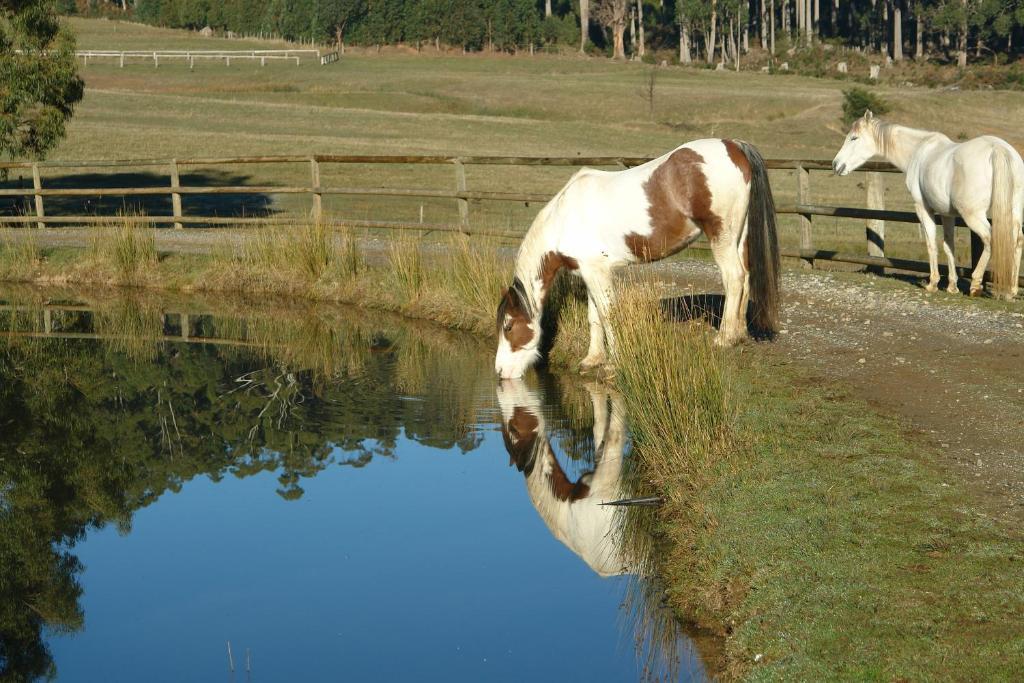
[496,378,543,474]
[832,109,880,176]
[494,278,541,379]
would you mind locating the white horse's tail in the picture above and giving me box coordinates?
[990,145,1019,297]
[735,140,781,333]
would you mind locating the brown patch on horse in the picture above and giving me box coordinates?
[502,407,539,473]
[723,139,752,183]
[496,280,535,351]
[546,456,592,502]
[539,251,579,299]
[628,147,721,261]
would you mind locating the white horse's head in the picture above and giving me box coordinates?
[494,278,542,379]
[832,109,881,176]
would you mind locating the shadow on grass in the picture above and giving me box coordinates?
[0,170,278,224]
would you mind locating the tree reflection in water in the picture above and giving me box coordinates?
[0,291,701,682]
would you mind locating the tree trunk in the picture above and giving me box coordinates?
[783,0,790,40]
[771,0,776,54]
[760,0,767,49]
[708,0,718,62]
[545,0,552,17]
[629,6,635,55]
[915,3,923,59]
[892,0,903,61]
[580,0,590,52]
[681,20,691,62]
[831,0,838,36]
[637,0,646,57]
[812,0,819,42]
[957,0,967,67]
[613,3,627,60]
[796,0,802,41]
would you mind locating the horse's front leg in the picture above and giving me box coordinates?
[580,268,616,372]
[579,294,607,371]
[941,215,960,294]
[915,205,941,292]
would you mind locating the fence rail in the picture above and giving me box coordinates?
[0,154,1018,285]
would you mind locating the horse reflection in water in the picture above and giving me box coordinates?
[497,379,629,577]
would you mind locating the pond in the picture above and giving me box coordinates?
[0,291,709,682]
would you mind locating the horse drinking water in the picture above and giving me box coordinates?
[831,111,1024,299]
[494,139,781,379]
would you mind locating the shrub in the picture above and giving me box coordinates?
[841,87,891,126]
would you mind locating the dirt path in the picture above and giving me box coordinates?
[649,259,1024,525]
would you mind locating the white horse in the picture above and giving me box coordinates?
[832,110,1024,299]
[496,379,629,578]
[494,139,781,379]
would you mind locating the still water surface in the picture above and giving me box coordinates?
[0,295,707,682]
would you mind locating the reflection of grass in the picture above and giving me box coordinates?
[92,297,164,360]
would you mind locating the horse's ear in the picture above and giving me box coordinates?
[864,109,874,120]
[500,287,509,299]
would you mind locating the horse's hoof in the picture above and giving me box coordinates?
[946,285,960,294]
[579,357,606,373]
[924,283,939,293]
[969,288,984,297]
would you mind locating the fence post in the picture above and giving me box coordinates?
[796,164,813,268]
[170,159,183,230]
[865,171,885,273]
[180,313,190,341]
[454,158,469,232]
[310,157,322,222]
[31,163,44,229]
[119,52,124,68]
[43,309,52,334]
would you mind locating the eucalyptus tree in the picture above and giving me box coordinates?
[0,0,84,168]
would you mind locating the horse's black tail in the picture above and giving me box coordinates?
[736,140,781,334]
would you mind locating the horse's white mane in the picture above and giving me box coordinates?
[867,119,948,163]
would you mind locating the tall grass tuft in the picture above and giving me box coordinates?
[0,229,40,281]
[387,233,424,301]
[610,281,734,507]
[89,219,157,285]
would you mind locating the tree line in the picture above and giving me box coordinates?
[70,0,1024,66]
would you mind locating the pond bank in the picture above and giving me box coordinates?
[2,225,1022,679]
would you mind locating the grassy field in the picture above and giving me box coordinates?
[10,17,1024,262]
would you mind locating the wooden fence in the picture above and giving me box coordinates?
[0,154,1016,285]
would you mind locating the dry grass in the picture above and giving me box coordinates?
[87,218,158,285]
[0,229,40,282]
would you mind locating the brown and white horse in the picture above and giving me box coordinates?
[497,379,629,577]
[494,139,780,379]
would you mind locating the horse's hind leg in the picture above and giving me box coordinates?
[1012,225,1023,298]
[961,211,993,296]
[941,215,960,293]
[915,205,941,292]
[711,236,748,347]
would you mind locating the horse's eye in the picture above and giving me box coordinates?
[850,135,859,141]
[503,321,514,333]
